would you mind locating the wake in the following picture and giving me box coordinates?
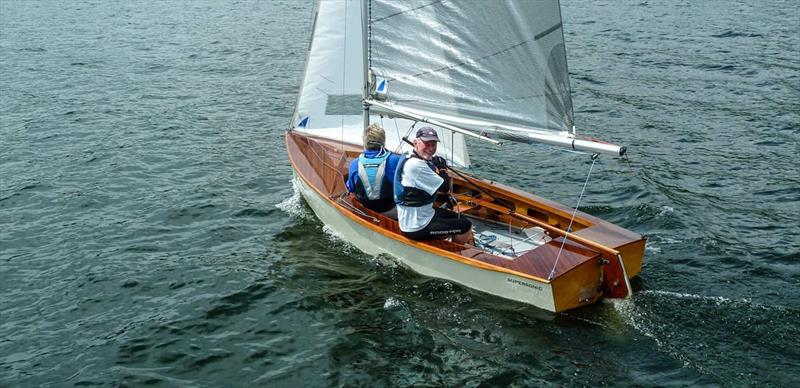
[274,179,314,221]
[608,289,798,384]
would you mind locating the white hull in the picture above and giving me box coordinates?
[292,173,557,312]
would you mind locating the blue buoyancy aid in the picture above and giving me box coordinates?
[356,150,391,201]
[394,154,437,207]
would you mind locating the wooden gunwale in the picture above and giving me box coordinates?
[285,131,554,284]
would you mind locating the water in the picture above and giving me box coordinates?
[1,0,798,386]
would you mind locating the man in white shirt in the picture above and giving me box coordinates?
[394,127,473,244]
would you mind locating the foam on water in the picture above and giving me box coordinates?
[274,179,313,221]
[383,297,403,310]
[610,297,720,378]
[320,224,362,257]
[611,289,799,385]
[657,206,674,217]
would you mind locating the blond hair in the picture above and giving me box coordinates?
[363,123,386,151]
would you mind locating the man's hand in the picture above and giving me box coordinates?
[431,156,447,169]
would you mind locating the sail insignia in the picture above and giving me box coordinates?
[297,116,310,128]
[374,77,388,100]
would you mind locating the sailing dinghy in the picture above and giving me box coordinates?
[285,0,645,312]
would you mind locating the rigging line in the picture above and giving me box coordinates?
[393,120,416,154]
[334,195,380,224]
[444,165,510,209]
[390,117,404,153]
[507,217,516,256]
[448,128,457,216]
[548,153,599,280]
[449,128,454,168]
[623,153,637,177]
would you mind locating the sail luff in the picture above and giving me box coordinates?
[290,2,320,128]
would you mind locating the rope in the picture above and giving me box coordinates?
[334,193,380,224]
[507,217,516,256]
[391,119,415,154]
[623,153,636,176]
[548,153,599,280]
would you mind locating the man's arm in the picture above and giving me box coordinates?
[345,160,358,192]
[407,159,444,196]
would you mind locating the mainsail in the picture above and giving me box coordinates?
[368,0,573,132]
[366,0,625,156]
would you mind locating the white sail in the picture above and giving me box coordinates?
[367,0,626,156]
[292,0,470,167]
[292,1,364,145]
[368,0,573,131]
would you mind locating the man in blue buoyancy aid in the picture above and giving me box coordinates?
[394,127,473,244]
[345,124,402,216]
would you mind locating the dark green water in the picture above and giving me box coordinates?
[1,0,798,386]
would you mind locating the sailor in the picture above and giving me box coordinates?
[346,124,402,217]
[394,127,473,244]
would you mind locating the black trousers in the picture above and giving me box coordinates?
[402,208,471,240]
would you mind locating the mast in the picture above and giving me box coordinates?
[360,0,369,129]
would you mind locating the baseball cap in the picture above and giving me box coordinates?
[415,126,439,142]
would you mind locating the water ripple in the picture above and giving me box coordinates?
[2,0,799,386]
